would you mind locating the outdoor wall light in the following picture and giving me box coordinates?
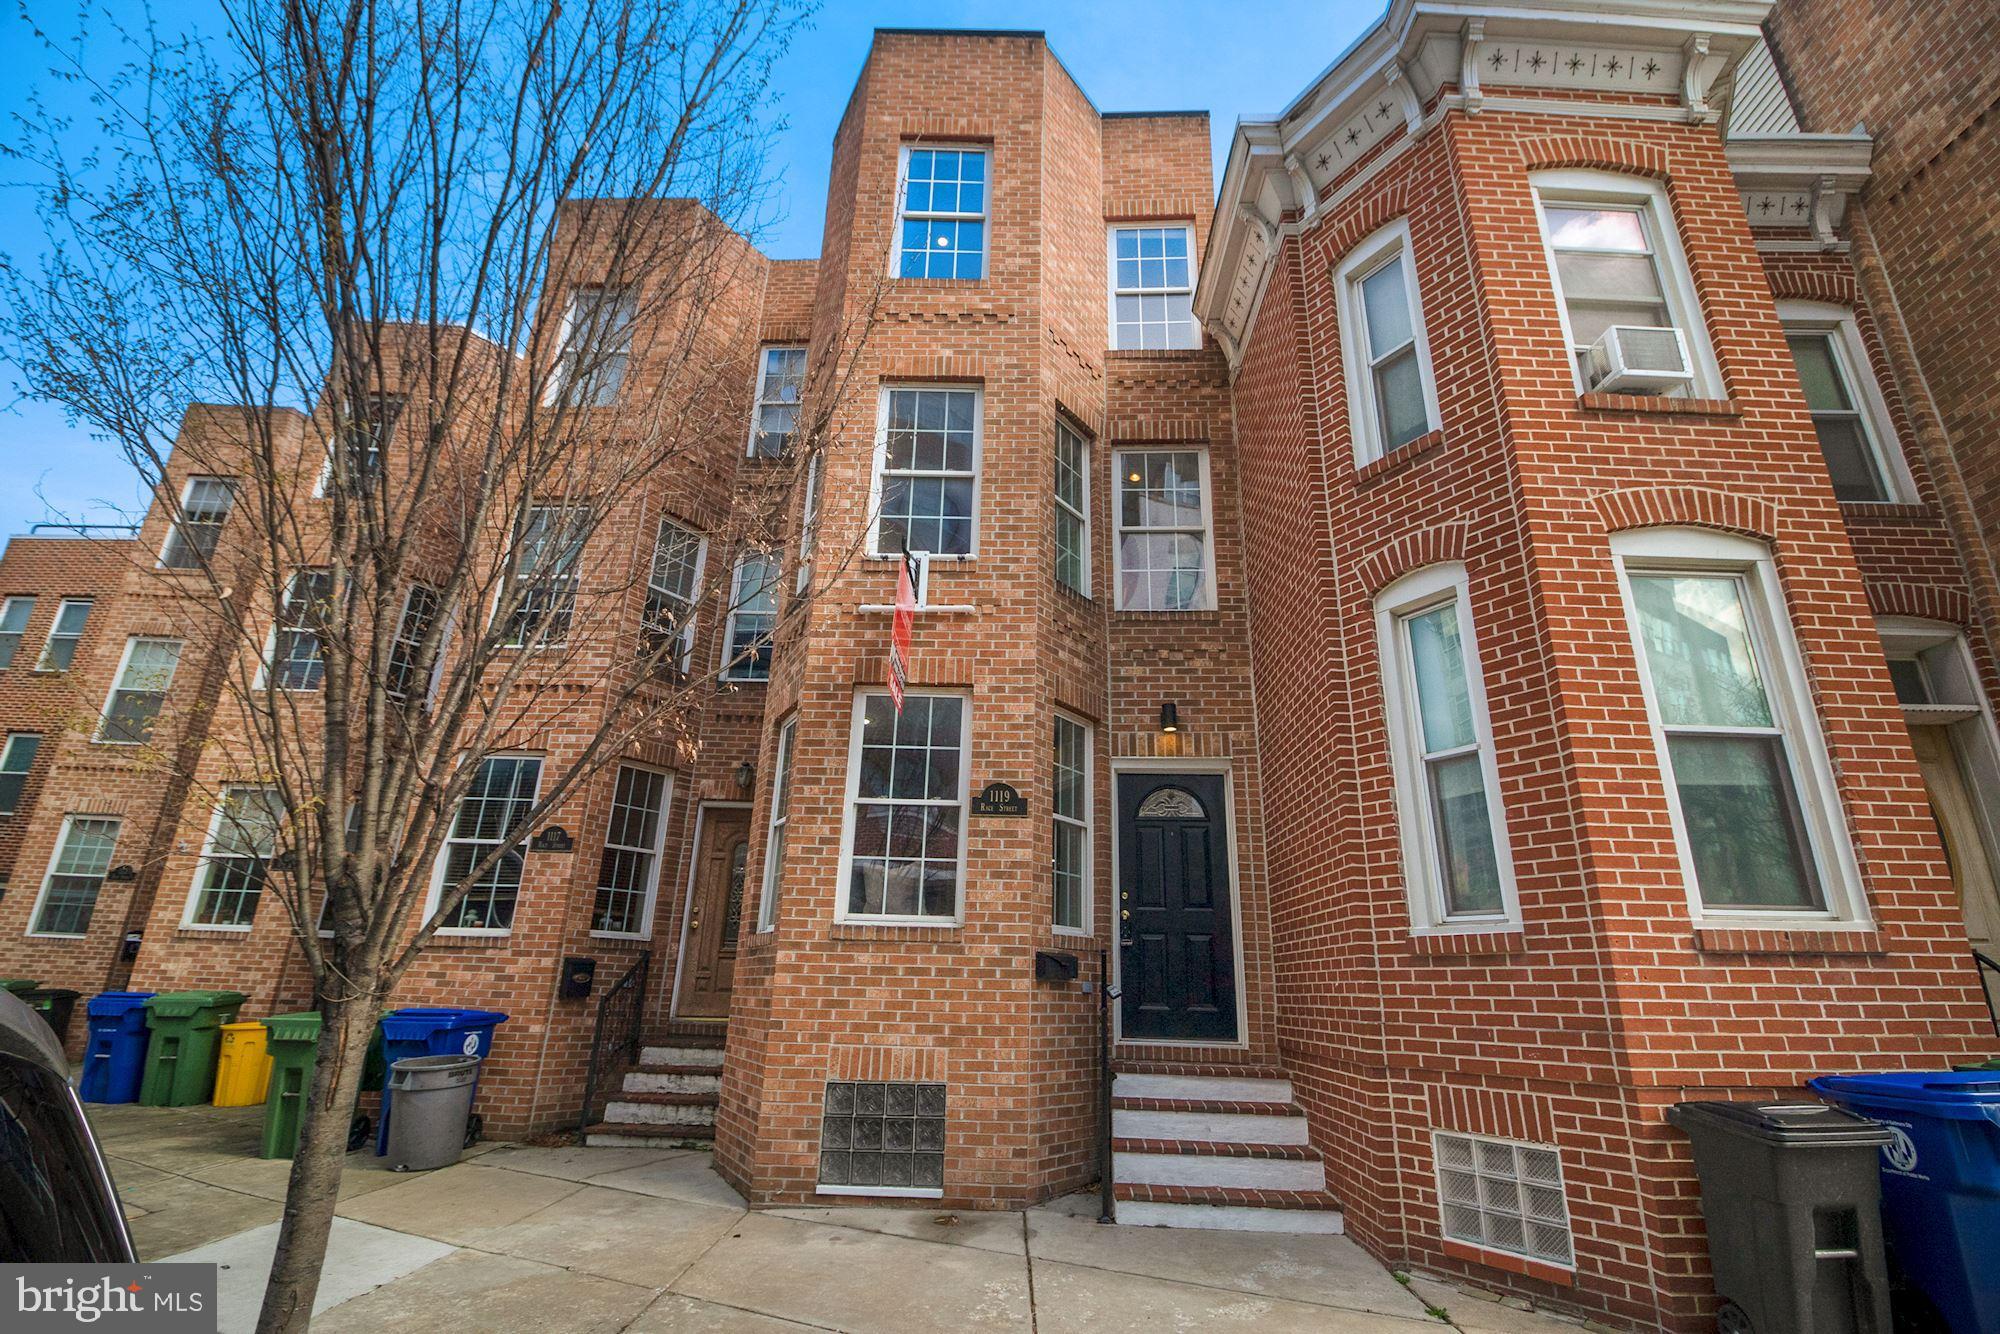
[1159,701,1181,734]
[735,761,756,790]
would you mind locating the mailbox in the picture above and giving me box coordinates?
[1034,950,1078,984]
[558,955,597,999]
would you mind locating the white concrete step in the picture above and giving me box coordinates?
[602,1097,716,1127]
[1116,1199,1346,1234]
[1114,1149,1325,1192]
[623,1068,722,1095]
[641,1044,724,1068]
[1112,1106,1311,1145]
[1113,1073,1293,1102]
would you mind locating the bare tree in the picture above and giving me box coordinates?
[1,1,878,1328]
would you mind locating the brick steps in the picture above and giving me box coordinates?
[586,1039,725,1146]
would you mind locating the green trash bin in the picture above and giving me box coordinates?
[138,990,246,1106]
[261,1010,320,1159]
[0,978,43,995]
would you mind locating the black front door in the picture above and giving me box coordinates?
[1118,772,1237,1041]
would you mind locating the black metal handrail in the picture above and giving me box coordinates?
[1974,948,2000,1038]
[578,951,651,1138]
[1098,945,1116,1224]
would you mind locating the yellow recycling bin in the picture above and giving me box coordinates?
[212,1020,274,1107]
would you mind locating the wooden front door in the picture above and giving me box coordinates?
[1909,725,2000,1018]
[678,806,751,1018]
[1117,772,1238,1042]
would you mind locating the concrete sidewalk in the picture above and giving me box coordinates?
[91,1102,1584,1333]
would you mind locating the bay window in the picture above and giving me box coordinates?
[840,692,969,922]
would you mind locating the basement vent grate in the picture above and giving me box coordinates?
[819,1080,946,1193]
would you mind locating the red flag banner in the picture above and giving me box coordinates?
[889,549,918,713]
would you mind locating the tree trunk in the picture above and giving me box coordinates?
[254,992,380,1334]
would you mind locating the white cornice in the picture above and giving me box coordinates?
[1194,0,1774,370]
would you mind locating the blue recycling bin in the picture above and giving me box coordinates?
[1810,1070,2000,1334]
[374,1007,508,1154]
[79,991,158,1104]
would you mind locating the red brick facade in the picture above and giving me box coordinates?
[1,11,1994,1332]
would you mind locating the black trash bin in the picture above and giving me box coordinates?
[22,988,81,1046]
[1669,1101,1893,1334]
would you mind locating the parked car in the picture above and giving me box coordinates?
[0,989,135,1261]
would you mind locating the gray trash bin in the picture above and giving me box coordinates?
[1668,1100,1893,1334]
[383,1054,480,1171]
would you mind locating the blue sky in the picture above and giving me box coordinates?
[0,1,1382,536]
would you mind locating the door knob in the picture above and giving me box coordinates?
[690,917,700,930]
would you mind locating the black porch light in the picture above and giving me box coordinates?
[735,761,756,790]
[1159,701,1181,734]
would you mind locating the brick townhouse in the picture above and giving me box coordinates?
[0,3,1996,1329]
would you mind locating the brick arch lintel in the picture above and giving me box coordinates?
[1306,175,1418,274]
[1765,266,1861,309]
[1590,486,1779,542]
[1515,135,1671,181]
[1864,580,1973,629]
[1357,522,1472,600]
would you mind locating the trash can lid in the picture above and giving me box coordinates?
[1810,1071,2000,1120]
[145,989,249,1017]
[263,1011,323,1043]
[1668,1099,1892,1146]
[85,990,157,1016]
[220,1020,266,1032]
[382,1007,510,1028]
[387,1053,480,1089]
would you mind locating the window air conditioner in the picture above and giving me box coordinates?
[1584,325,1693,394]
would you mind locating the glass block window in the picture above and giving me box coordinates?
[1054,420,1089,596]
[758,715,798,931]
[1627,571,1823,910]
[501,506,585,647]
[269,570,332,691]
[188,786,285,928]
[721,550,778,681]
[592,765,670,936]
[1434,1132,1573,1268]
[1109,225,1198,350]
[844,693,967,921]
[0,597,33,668]
[435,755,542,931]
[1114,449,1212,611]
[32,815,121,936]
[750,346,807,458]
[819,1080,946,1194]
[99,638,183,744]
[1052,714,1090,931]
[385,584,442,704]
[555,287,636,407]
[876,387,978,558]
[895,148,985,281]
[0,733,41,815]
[644,520,705,671]
[37,599,91,671]
[160,476,236,569]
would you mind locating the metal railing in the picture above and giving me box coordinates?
[1098,945,1116,1224]
[1975,948,2000,1038]
[578,951,651,1138]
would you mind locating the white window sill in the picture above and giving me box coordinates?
[589,930,652,942]
[26,931,87,940]
[833,917,961,929]
[856,603,977,615]
[179,923,253,934]
[1052,925,1092,939]
[1690,911,1868,932]
[815,1185,944,1199]
[434,928,513,939]
[1409,917,1520,937]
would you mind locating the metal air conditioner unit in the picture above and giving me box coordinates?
[1584,325,1694,394]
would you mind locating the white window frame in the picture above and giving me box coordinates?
[1105,223,1200,351]
[796,453,824,594]
[423,753,545,937]
[385,583,445,705]
[719,549,779,683]
[834,688,973,927]
[158,476,237,570]
[0,596,33,669]
[890,143,988,282]
[867,384,984,561]
[0,732,41,816]
[547,286,637,408]
[35,598,90,672]
[257,569,331,692]
[758,713,799,932]
[1611,527,1867,927]
[314,393,405,497]
[1530,170,1723,399]
[96,636,183,745]
[1111,447,1218,613]
[1335,219,1443,466]
[1777,300,1913,504]
[1876,617,2000,870]
[645,519,708,673]
[495,505,586,649]
[26,813,121,939]
[589,762,675,940]
[1052,711,1093,935]
[748,345,808,458]
[1054,419,1091,598]
[1374,563,1520,933]
[181,785,284,932]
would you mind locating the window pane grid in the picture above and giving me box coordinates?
[752,347,807,457]
[385,585,441,703]
[760,717,798,929]
[879,388,977,557]
[1053,715,1089,931]
[1112,226,1196,349]
[439,756,541,930]
[191,787,283,927]
[332,394,403,492]
[558,289,636,407]
[102,638,182,743]
[37,599,91,671]
[644,521,703,669]
[0,597,32,668]
[848,695,964,920]
[35,816,120,935]
[593,765,668,934]
[271,571,332,690]
[1116,451,1209,611]
[161,478,235,569]
[504,507,584,647]
[1055,422,1089,595]
[722,552,778,681]
[898,149,986,280]
[0,733,42,814]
